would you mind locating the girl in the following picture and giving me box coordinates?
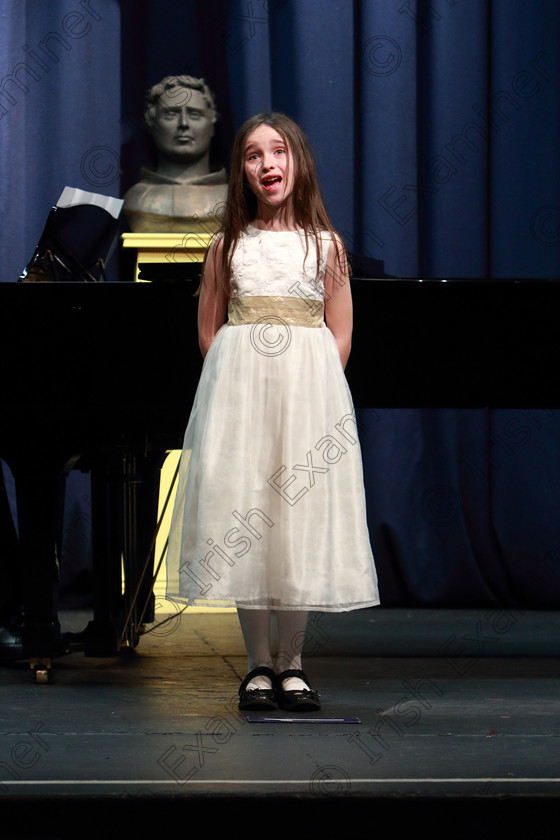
[166,112,379,712]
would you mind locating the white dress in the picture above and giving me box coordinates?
[165,225,379,611]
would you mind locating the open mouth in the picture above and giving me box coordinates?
[261,175,282,191]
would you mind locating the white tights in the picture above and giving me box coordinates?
[237,608,310,690]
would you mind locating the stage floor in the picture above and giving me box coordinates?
[2,607,560,837]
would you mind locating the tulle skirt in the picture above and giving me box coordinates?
[165,320,379,611]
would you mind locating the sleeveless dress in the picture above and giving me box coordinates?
[165,225,380,611]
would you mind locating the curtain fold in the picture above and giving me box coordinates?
[0,0,122,283]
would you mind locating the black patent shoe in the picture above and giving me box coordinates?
[238,666,277,710]
[275,669,321,711]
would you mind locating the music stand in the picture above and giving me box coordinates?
[20,189,123,282]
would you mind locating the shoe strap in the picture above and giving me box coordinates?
[276,668,311,687]
[239,666,275,692]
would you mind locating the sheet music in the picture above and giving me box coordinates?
[56,187,124,219]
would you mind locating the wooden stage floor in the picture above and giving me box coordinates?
[1,607,560,837]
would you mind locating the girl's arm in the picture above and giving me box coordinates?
[324,235,352,370]
[197,237,228,358]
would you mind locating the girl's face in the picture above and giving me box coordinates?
[243,124,295,211]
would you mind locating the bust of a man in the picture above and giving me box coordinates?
[123,75,227,233]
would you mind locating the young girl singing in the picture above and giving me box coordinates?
[166,112,379,712]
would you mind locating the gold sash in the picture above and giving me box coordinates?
[228,295,324,328]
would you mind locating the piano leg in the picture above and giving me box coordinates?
[80,450,161,656]
[13,461,65,681]
[77,458,126,657]
[0,462,23,660]
[120,451,160,647]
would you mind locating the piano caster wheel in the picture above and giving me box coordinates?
[30,658,51,684]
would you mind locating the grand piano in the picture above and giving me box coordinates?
[1,256,560,680]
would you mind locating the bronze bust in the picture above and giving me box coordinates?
[123,75,227,233]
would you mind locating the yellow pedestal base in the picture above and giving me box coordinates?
[151,450,234,615]
[121,232,214,280]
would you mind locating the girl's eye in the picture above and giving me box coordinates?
[274,148,286,155]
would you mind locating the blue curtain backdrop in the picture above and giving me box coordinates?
[0,0,122,605]
[1,0,560,608]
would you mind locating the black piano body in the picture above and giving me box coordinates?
[0,280,203,677]
[347,275,560,410]
[1,276,559,678]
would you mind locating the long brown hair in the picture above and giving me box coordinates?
[203,112,346,299]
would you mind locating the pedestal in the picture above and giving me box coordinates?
[121,232,214,281]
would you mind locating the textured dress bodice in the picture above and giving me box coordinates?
[230,225,331,301]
